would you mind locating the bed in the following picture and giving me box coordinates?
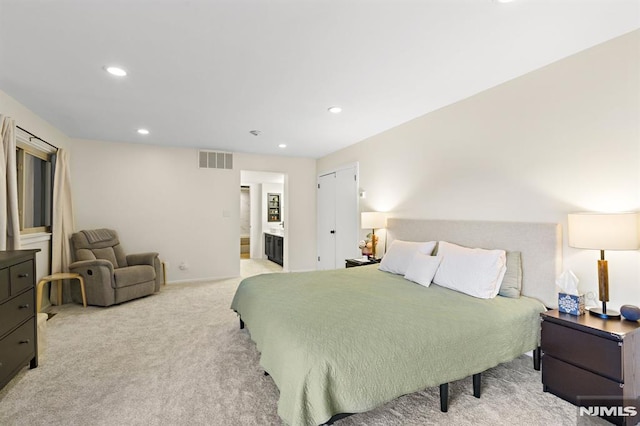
[231,219,562,426]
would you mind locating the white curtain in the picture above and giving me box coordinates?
[51,148,75,304]
[0,115,21,250]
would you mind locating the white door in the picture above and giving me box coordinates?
[334,168,359,266]
[317,172,336,270]
[317,165,359,269]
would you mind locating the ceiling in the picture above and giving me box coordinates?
[1,1,639,158]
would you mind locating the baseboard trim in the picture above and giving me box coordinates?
[166,275,237,285]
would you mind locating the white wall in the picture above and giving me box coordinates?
[240,187,250,238]
[71,139,317,281]
[318,30,640,309]
[248,183,262,259]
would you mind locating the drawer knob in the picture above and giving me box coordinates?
[19,304,30,309]
[19,339,30,344]
[18,273,29,278]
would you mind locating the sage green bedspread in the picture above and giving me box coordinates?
[230,265,546,426]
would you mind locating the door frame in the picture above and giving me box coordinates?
[240,170,288,271]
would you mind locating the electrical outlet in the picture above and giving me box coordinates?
[179,262,188,270]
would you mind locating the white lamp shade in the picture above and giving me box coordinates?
[361,212,386,229]
[568,212,640,250]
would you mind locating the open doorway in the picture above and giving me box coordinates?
[240,170,286,271]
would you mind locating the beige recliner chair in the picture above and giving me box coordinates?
[69,229,162,307]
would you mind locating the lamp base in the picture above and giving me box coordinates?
[588,307,621,319]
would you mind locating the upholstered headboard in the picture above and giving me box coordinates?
[386,219,562,308]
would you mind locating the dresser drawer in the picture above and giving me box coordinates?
[0,268,8,302]
[542,320,622,381]
[10,260,34,295]
[0,289,34,338]
[0,317,36,387]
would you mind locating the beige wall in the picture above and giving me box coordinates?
[70,139,317,281]
[318,30,640,309]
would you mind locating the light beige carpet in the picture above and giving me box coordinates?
[0,260,603,426]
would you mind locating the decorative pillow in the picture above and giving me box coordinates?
[379,240,437,275]
[498,251,522,298]
[404,253,442,287]
[433,241,507,299]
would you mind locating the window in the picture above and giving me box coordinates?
[16,143,54,233]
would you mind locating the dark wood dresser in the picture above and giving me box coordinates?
[0,249,40,390]
[541,309,640,426]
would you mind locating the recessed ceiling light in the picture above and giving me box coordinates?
[137,128,149,135]
[328,106,342,114]
[495,0,514,3]
[104,66,127,77]
[278,144,287,149]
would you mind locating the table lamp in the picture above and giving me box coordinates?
[568,212,640,319]
[361,212,386,259]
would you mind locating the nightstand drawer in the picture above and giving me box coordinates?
[10,260,34,295]
[0,289,34,338]
[543,355,628,425]
[543,354,623,403]
[542,320,622,381]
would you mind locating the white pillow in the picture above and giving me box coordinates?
[404,253,442,287]
[433,241,506,299]
[379,240,437,275]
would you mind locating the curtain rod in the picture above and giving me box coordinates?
[16,125,59,151]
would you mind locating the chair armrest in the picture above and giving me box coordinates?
[126,253,162,292]
[127,252,159,267]
[69,259,114,274]
[69,260,117,305]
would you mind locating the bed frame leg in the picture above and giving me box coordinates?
[439,383,448,412]
[473,373,481,398]
[533,346,541,371]
[239,318,244,329]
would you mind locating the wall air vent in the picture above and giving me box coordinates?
[198,150,233,170]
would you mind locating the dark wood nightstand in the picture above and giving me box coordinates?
[540,309,640,426]
[345,258,381,268]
